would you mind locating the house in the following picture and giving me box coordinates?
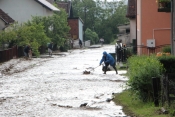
[126,0,171,55]
[56,1,84,48]
[0,9,15,30]
[56,1,73,18]
[46,0,55,4]
[117,24,130,46]
[67,17,84,48]
[126,0,136,53]
[0,0,59,24]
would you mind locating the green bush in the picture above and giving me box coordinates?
[125,47,133,58]
[157,55,175,74]
[162,46,171,53]
[127,55,164,102]
[60,42,70,52]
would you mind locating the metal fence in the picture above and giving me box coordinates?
[161,73,175,107]
[136,44,171,55]
[116,44,171,62]
[152,73,175,107]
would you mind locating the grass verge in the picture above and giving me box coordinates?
[113,90,171,117]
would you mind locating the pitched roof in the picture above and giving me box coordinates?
[126,0,136,19]
[0,9,15,24]
[46,0,54,4]
[56,1,73,18]
[35,0,60,11]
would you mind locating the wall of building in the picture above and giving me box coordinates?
[78,19,83,42]
[137,0,142,55]
[0,0,53,24]
[139,0,171,54]
[68,19,79,39]
[0,20,5,30]
[130,19,136,43]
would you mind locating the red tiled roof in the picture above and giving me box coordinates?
[0,9,15,24]
[126,0,136,19]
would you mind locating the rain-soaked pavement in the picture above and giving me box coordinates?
[0,45,128,117]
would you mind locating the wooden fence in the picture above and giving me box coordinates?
[0,46,26,63]
[0,46,47,63]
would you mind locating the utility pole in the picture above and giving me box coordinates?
[84,7,87,41]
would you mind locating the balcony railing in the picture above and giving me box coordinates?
[158,0,171,12]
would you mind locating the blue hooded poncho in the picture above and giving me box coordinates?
[99,51,115,66]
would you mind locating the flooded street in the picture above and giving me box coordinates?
[0,45,128,117]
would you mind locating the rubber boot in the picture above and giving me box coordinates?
[113,65,118,74]
[116,71,118,74]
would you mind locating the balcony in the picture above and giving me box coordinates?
[158,0,171,12]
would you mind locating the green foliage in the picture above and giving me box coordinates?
[127,55,164,102]
[125,47,133,58]
[162,45,171,53]
[72,0,128,44]
[0,7,70,56]
[113,90,171,117]
[0,22,50,56]
[16,23,50,56]
[59,39,71,52]
[85,28,99,44]
[110,39,116,45]
[159,0,170,2]
[157,55,175,73]
[29,8,70,47]
[0,26,17,46]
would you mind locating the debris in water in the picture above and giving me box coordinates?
[106,98,114,102]
[80,103,88,107]
[83,70,90,74]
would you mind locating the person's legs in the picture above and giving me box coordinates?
[24,52,27,57]
[104,63,110,74]
[28,50,32,58]
[24,52,28,59]
[48,48,52,56]
[50,50,52,56]
[112,63,118,74]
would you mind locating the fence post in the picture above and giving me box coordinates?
[152,77,160,107]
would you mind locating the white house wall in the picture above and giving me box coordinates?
[78,19,83,42]
[130,19,136,43]
[0,20,5,30]
[137,0,141,55]
[0,0,53,24]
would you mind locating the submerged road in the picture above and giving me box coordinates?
[0,45,128,117]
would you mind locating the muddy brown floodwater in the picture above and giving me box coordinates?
[0,45,128,117]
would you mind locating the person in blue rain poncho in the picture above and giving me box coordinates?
[99,51,118,74]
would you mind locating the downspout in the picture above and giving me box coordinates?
[171,0,174,55]
[136,0,137,54]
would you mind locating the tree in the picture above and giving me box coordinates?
[16,23,50,56]
[28,8,70,48]
[72,0,129,43]
[0,22,50,56]
[0,28,17,49]
[85,28,99,44]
